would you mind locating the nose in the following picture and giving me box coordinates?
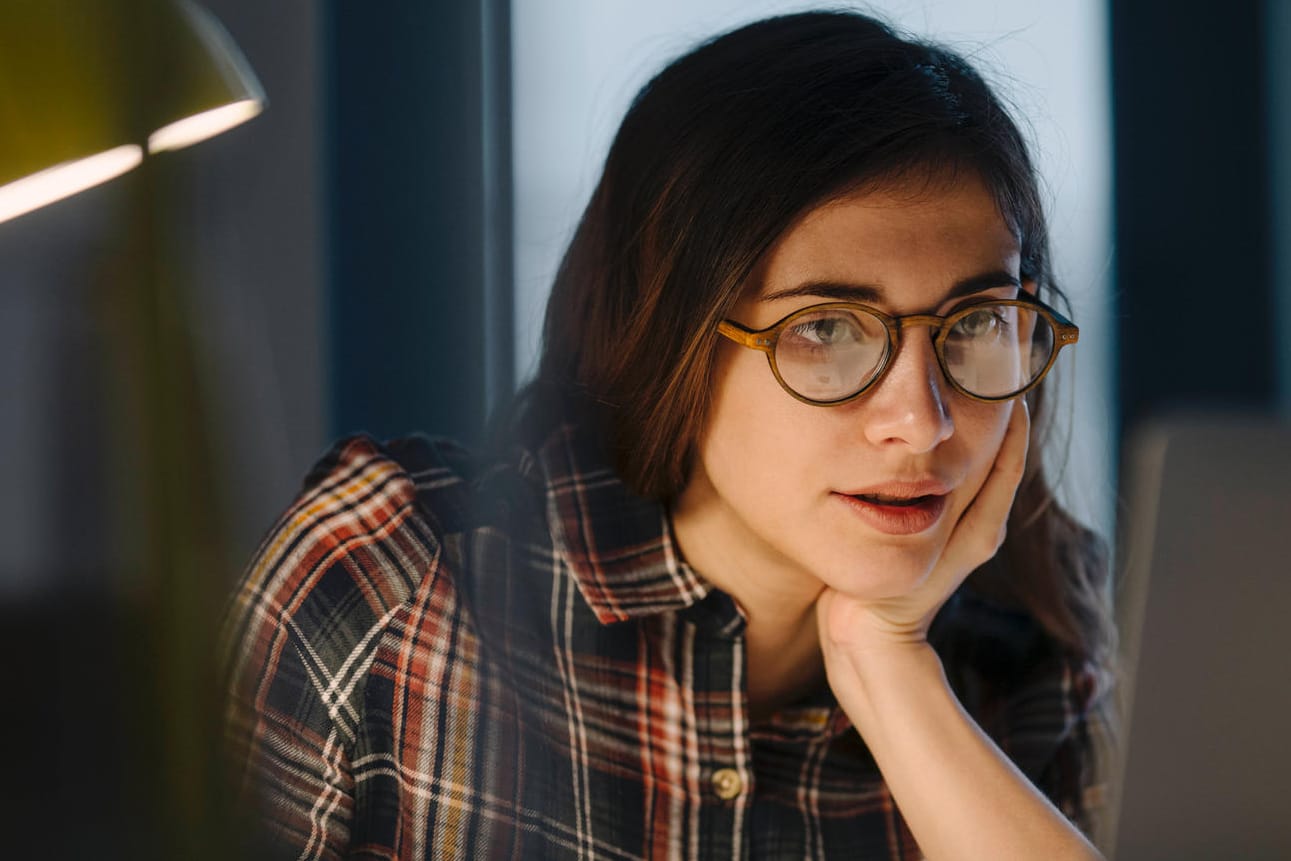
[860,328,954,452]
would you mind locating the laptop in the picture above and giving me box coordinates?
[1107,415,1291,860]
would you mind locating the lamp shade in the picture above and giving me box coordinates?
[144,0,266,154]
[0,0,264,224]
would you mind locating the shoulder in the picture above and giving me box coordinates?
[222,431,549,669]
[221,434,495,725]
[234,435,447,621]
[219,434,509,853]
[220,432,557,848]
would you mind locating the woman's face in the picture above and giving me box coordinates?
[675,174,1023,603]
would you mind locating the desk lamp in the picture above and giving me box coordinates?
[0,1,266,854]
[0,0,264,222]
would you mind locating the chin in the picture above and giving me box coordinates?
[817,539,943,601]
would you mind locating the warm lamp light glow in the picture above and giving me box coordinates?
[0,0,265,225]
[147,99,263,153]
[0,145,144,224]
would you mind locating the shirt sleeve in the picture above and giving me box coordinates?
[219,436,431,859]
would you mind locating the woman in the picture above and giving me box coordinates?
[223,11,1113,859]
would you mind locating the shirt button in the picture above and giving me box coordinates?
[711,768,743,800]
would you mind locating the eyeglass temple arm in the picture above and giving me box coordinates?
[717,319,775,352]
[1022,293,1080,346]
[1045,307,1080,347]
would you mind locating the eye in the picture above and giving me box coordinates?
[953,305,1012,339]
[785,312,865,346]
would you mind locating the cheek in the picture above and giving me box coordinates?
[698,347,816,492]
[957,400,1015,494]
[703,367,772,466]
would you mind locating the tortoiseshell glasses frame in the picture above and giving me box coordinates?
[716,292,1079,406]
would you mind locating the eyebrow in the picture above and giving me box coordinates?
[761,270,1022,306]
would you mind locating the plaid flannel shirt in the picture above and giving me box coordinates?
[221,422,1107,860]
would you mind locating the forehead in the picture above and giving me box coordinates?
[749,174,1022,310]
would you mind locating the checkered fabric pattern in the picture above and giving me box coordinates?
[221,423,1107,859]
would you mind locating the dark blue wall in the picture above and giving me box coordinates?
[324,0,513,445]
[1112,0,1277,436]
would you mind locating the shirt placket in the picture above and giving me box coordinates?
[687,605,755,860]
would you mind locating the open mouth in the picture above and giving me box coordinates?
[834,491,948,535]
[850,493,933,507]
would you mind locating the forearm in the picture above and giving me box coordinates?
[831,643,1102,861]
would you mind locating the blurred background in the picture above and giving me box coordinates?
[1,0,1286,856]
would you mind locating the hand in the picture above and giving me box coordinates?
[818,398,1030,657]
[811,400,1103,861]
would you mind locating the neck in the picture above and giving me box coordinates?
[740,600,827,720]
[669,496,827,720]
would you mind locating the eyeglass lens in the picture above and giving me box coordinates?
[774,304,1055,401]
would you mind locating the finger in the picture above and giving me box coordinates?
[942,399,1030,571]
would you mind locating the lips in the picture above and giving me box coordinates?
[833,479,952,535]
[841,479,952,499]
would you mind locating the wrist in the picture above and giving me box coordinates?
[824,638,949,727]
[831,637,944,689]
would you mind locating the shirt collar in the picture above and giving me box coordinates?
[538,421,711,624]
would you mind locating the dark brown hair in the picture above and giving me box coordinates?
[522,11,1113,672]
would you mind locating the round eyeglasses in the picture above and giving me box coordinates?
[716,294,1079,405]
